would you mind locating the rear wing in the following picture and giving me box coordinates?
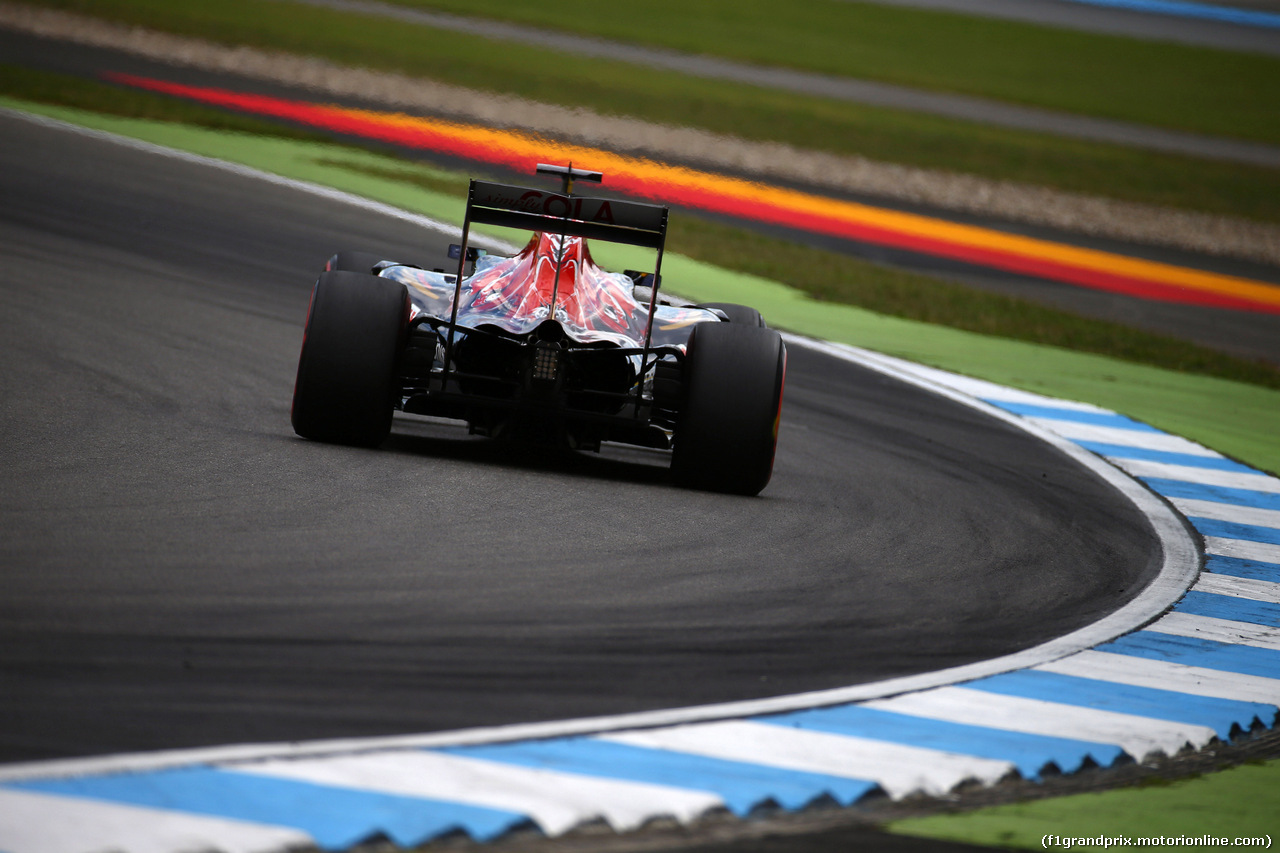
[467,181,668,249]
[442,165,672,406]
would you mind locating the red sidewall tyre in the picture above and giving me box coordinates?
[291,270,408,447]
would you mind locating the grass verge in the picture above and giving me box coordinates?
[18,0,1280,224]
[0,63,336,141]
[889,759,1280,850]
[389,0,1280,144]
[4,95,1277,474]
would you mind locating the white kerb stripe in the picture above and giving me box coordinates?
[603,720,1014,799]
[1023,420,1219,456]
[1144,612,1280,652]
[1108,459,1280,492]
[0,787,311,853]
[1194,572,1280,604]
[864,686,1216,761]
[237,750,721,835]
[1205,536,1280,566]
[1171,497,1280,529]
[1038,649,1280,705]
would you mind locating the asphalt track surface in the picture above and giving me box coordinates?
[283,0,1280,168]
[0,111,1166,767]
[862,0,1280,55]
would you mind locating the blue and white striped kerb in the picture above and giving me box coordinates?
[1,340,1277,853]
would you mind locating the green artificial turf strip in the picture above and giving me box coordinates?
[19,0,1280,224]
[888,759,1280,850]
[8,97,1276,476]
[667,215,1280,390]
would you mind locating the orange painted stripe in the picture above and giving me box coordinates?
[109,74,1280,315]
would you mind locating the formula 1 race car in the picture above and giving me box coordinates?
[291,164,786,495]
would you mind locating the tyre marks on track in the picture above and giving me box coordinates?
[2,344,1276,853]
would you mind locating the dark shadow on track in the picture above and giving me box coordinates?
[383,420,676,488]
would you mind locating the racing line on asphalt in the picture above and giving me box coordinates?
[3,333,1279,852]
[0,107,1277,852]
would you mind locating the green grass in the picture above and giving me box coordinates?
[668,214,1280,391]
[391,0,1280,144]
[889,759,1280,850]
[21,0,1280,224]
[0,63,336,141]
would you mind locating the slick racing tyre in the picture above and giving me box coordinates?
[291,270,409,447]
[697,302,765,327]
[671,322,786,495]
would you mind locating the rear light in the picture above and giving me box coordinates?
[533,342,560,381]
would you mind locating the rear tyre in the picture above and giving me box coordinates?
[291,270,409,447]
[671,322,786,495]
[325,250,394,275]
[697,302,765,327]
